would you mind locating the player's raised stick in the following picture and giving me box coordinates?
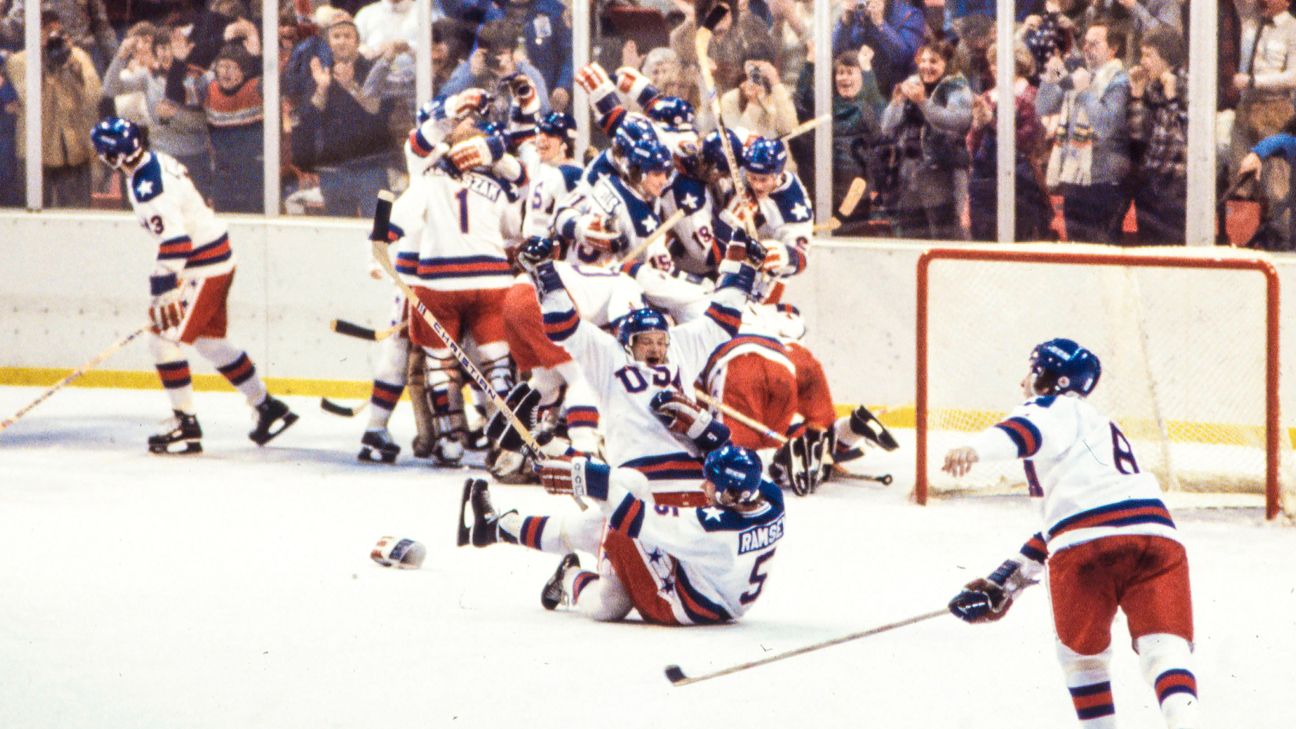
[367,190,587,510]
[0,325,150,434]
[695,2,757,238]
[664,608,948,686]
[779,113,830,144]
[811,177,868,233]
[330,318,406,342]
[612,208,687,266]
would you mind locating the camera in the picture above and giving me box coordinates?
[43,32,72,68]
[746,66,770,92]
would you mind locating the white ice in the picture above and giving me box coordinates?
[2,386,1293,729]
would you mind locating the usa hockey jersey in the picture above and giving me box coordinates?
[127,151,233,284]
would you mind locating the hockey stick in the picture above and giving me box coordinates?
[692,389,893,485]
[1,325,150,434]
[664,608,948,686]
[612,208,687,266]
[368,190,587,509]
[811,177,868,233]
[320,397,368,417]
[695,2,758,238]
[779,113,830,144]
[330,318,405,342]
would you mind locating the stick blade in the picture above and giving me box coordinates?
[330,319,379,341]
[664,665,688,685]
[320,398,363,417]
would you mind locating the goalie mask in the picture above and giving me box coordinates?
[704,444,764,507]
[90,116,146,170]
[1029,338,1101,397]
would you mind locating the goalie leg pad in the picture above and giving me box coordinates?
[406,349,436,458]
[425,353,465,465]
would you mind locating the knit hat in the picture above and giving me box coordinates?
[214,41,257,78]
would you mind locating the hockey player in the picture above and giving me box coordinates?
[515,234,761,501]
[944,338,1198,729]
[519,111,582,240]
[457,443,784,625]
[392,92,527,465]
[90,117,297,454]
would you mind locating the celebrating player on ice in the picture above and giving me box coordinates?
[89,117,298,454]
[942,338,1198,729]
[457,443,783,625]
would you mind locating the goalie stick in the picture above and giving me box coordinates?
[330,319,405,342]
[1,325,149,434]
[664,608,948,686]
[367,190,587,510]
[811,177,868,233]
[692,389,893,486]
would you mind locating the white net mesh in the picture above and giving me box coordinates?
[919,246,1291,512]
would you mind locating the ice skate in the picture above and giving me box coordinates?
[358,428,400,464]
[541,553,580,610]
[249,395,298,445]
[148,410,202,455]
[431,433,464,467]
[456,477,512,547]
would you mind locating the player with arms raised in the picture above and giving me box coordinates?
[90,117,297,454]
[457,443,784,625]
[943,339,1198,729]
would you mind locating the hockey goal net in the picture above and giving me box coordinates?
[916,245,1290,520]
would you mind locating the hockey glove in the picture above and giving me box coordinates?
[516,238,564,295]
[574,212,622,252]
[149,275,185,331]
[615,65,654,106]
[446,87,494,119]
[484,382,543,452]
[719,195,759,236]
[537,455,582,496]
[948,559,1033,623]
[650,390,730,452]
[575,62,618,116]
[504,73,541,116]
[724,233,766,267]
[759,243,791,274]
[449,134,505,172]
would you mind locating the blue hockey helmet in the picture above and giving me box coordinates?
[415,99,438,125]
[476,118,504,137]
[743,136,787,176]
[645,95,696,132]
[704,444,765,506]
[617,307,670,349]
[538,111,577,141]
[1029,338,1101,397]
[701,127,743,175]
[613,116,674,176]
[90,116,145,169]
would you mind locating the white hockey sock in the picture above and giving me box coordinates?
[569,569,632,622]
[1058,643,1116,728]
[365,397,397,431]
[194,338,266,406]
[366,335,409,430]
[1136,633,1199,729]
[149,335,195,413]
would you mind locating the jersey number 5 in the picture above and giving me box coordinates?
[739,550,776,605]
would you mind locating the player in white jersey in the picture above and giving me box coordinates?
[943,338,1198,729]
[90,117,297,454]
[457,443,783,625]
[516,235,761,503]
[518,111,582,240]
[391,93,526,465]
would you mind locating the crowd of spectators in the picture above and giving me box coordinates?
[0,1,1290,248]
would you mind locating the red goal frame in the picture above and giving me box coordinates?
[915,247,1282,519]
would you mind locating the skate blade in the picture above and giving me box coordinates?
[250,411,299,446]
[149,440,203,455]
[357,447,398,464]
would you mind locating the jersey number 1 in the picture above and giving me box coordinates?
[455,188,469,233]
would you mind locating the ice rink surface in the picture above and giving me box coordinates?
[2,386,1294,729]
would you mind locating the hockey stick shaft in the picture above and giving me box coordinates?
[695,4,758,238]
[614,208,686,266]
[665,608,947,686]
[692,388,787,445]
[779,113,830,143]
[812,177,868,233]
[368,190,586,509]
[331,319,405,342]
[1,325,150,433]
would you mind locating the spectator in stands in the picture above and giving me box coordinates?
[672,0,775,107]
[643,46,688,101]
[1037,20,1131,244]
[0,54,18,206]
[440,19,550,118]
[967,41,1051,241]
[355,0,421,61]
[1019,1,1078,74]
[720,41,798,143]
[186,37,264,213]
[188,0,257,70]
[831,0,924,100]
[880,39,972,240]
[2,0,118,72]
[793,42,884,228]
[104,22,159,128]
[103,24,214,200]
[502,0,571,113]
[1238,118,1296,250]
[1084,0,1182,62]
[299,11,390,218]
[1126,26,1187,244]
[4,10,101,207]
[1230,0,1296,250]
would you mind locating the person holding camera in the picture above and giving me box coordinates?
[831,0,924,100]
[4,10,101,207]
[440,20,551,120]
[719,43,798,150]
[1,0,118,71]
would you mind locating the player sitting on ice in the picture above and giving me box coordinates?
[89,117,298,455]
[514,233,763,503]
[943,338,1199,729]
[457,443,784,624]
